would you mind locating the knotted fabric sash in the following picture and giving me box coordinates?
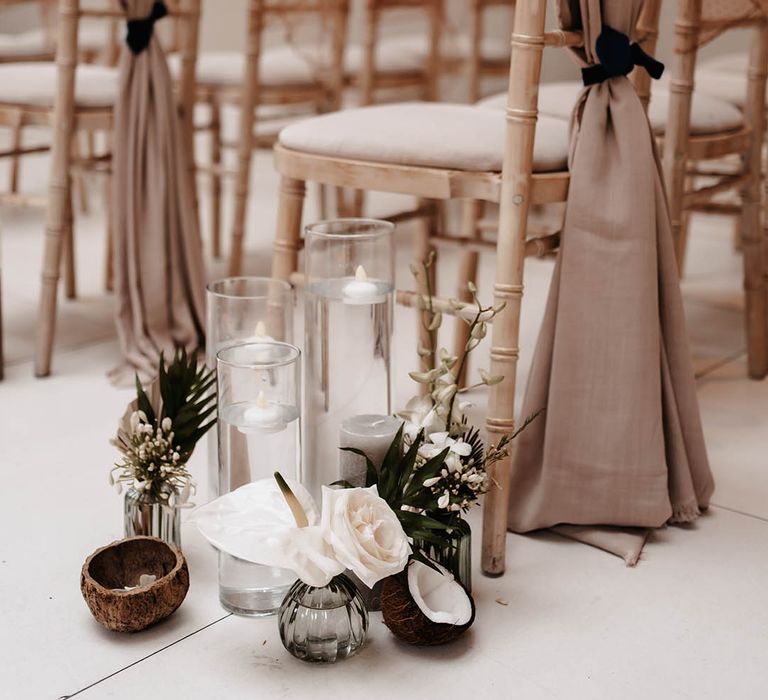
[126,0,168,54]
[508,0,714,565]
[582,25,664,86]
[111,0,206,385]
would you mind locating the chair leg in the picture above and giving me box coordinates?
[62,187,76,300]
[271,176,306,283]
[104,167,114,293]
[0,266,4,381]
[741,24,768,379]
[209,98,222,259]
[9,122,22,194]
[315,183,329,220]
[73,131,89,215]
[36,173,72,377]
[454,200,482,387]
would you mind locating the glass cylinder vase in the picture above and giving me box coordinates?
[278,574,369,663]
[304,219,395,500]
[216,341,302,616]
[412,518,472,593]
[124,487,181,549]
[205,277,294,499]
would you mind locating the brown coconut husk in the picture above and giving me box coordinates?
[81,537,189,632]
[381,570,475,646]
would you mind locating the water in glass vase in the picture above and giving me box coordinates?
[217,400,300,615]
[304,278,394,499]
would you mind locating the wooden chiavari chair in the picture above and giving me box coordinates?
[462,0,516,103]
[1,1,119,196]
[174,1,348,273]
[348,0,443,106]
[470,0,768,379]
[0,0,201,377]
[662,0,768,379]
[265,0,672,575]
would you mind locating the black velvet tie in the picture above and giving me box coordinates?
[581,26,664,87]
[126,1,168,55]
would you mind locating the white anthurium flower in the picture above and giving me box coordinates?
[320,485,411,588]
[190,479,343,588]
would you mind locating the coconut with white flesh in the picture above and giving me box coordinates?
[381,560,475,645]
[409,561,473,625]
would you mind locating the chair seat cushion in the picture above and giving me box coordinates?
[174,34,511,90]
[169,46,330,88]
[0,29,52,59]
[477,80,744,135]
[278,102,569,173]
[0,25,110,60]
[345,34,510,74]
[0,62,118,108]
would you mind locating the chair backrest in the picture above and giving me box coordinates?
[359,0,443,104]
[242,0,349,110]
[50,0,200,127]
[465,0,515,102]
[697,0,768,44]
[0,0,56,61]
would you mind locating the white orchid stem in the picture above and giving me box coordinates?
[274,472,309,528]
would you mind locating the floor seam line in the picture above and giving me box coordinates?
[710,503,768,524]
[57,613,232,699]
[694,349,746,381]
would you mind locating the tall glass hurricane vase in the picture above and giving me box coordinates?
[205,278,293,498]
[304,219,395,500]
[216,342,301,616]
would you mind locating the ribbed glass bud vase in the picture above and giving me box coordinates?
[124,487,181,549]
[278,574,368,663]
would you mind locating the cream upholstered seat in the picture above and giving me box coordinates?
[0,25,108,61]
[0,29,53,59]
[278,102,569,172]
[171,34,511,90]
[168,46,328,88]
[0,62,118,108]
[478,80,744,135]
[346,34,510,72]
[695,53,753,107]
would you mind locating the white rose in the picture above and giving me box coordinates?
[321,486,411,588]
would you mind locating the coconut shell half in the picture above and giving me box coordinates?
[381,563,475,646]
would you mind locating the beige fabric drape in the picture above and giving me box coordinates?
[110,0,206,385]
[508,0,715,565]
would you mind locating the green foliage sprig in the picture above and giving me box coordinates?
[110,349,216,503]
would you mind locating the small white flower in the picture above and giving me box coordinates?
[437,491,450,509]
[423,476,441,488]
[161,417,172,432]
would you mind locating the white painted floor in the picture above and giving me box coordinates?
[1,120,767,699]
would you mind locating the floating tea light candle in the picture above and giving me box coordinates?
[249,320,274,342]
[343,265,386,305]
[240,391,287,434]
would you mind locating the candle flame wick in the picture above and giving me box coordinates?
[256,391,269,409]
[254,320,267,337]
[355,265,368,283]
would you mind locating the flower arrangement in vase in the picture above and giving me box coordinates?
[336,258,541,643]
[110,350,216,548]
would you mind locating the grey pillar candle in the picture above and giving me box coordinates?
[339,415,403,487]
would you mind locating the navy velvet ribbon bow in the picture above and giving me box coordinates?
[126,1,168,55]
[581,26,664,86]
